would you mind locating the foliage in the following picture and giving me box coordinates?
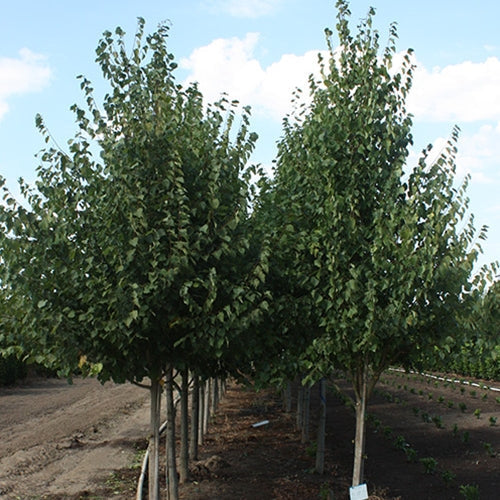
[441,469,456,486]
[0,18,268,385]
[0,20,269,499]
[274,0,484,388]
[263,0,486,486]
[459,484,480,500]
[0,0,497,494]
[420,277,499,380]
[419,457,438,474]
[249,142,325,390]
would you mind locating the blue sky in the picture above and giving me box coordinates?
[1,0,499,271]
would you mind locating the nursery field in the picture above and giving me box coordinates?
[175,371,500,500]
[0,370,498,499]
[176,371,499,500]
[341,370,499,499]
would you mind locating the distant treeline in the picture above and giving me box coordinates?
[446,343,500,381]
[422,341,500,382]
[0,356,58,386]
[0,354,27,386]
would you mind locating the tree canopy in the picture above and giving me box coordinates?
[0,20,270,499]
[0,18,269,385]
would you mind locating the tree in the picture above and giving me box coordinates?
[0,19,268,500]
[427,273,499,379]
[272,0,486,486]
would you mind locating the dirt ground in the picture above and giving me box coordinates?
[177,372,499,500]
[1,371,498,499]
[0,377,149,499]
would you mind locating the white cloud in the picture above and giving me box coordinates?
[408,56,500,122]
[456,122,500,184]
[181,33,264,106]
[203,0,283,18]
[182,35,500,184]
[0,48,52,121]
[256,51,322,117]
[0,101,8,119]
[484,44,499,53]
[181,33,324,119]
[408,123,500,185]
[182,37,500,128]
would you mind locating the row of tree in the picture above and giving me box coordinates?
[0,18,270,499]
[252,1,498,486]
[0,1,497,497]
[419,279,499,379]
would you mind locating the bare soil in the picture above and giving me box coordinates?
[1,371,498,499]
[177,372,499,500]
[0,377,149,499]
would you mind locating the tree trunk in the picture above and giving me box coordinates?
[296,381,304,431]
[190,375,199,460]
[212,377,219,415]
[283,380,292,413]
[352,365,368,487]
[203,378,211,435]
[179,369,189,484]
[315,378,327,474]
[165,365,179,500]
[198,380,205,446]
[148,377,161,500]
[301,384,311,444]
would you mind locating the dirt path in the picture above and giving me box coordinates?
[0,377,149,498]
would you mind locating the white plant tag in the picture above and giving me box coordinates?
[349,483,368,500]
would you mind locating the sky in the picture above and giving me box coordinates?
[0,0,499,271]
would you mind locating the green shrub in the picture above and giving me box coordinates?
[419,457,438,474]
[404,446,417,463]
[459,484,480,500]
[441,469,456,486]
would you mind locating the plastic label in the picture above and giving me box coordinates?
[349,483,368,500]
